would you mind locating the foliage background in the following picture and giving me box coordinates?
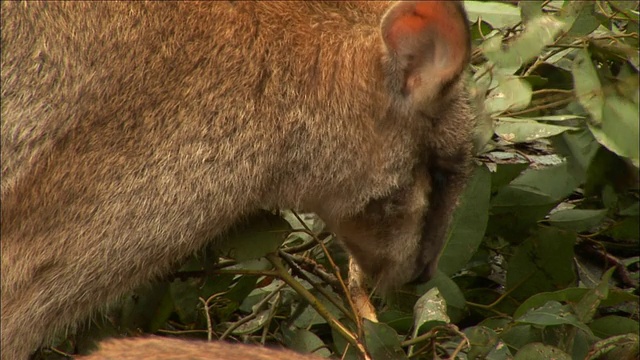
[38,1,639,359]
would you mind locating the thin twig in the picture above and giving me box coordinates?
[219,282,287,340]
[266,253,369,358]
[199,291,229,341]
[282,251,340,289]
[466,271,535,310]
[291,212,362,334]
[279,250,355,322]
[501,96,574,117]
[260,290,282,344]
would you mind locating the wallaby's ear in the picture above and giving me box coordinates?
[381,1,470,108]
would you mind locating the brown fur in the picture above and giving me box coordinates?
[1,1,474,359]
[78,337,322,360]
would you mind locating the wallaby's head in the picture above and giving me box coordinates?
[327,1,473,290]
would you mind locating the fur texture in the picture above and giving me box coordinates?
[79,337,322,360]
[1,1,474,358]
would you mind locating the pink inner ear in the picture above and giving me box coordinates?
[387,14,428,49]
[386,2,468,71]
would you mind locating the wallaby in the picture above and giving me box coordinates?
[1,1,474,359]
[79,337,322,360]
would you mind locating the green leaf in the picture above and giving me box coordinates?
[464,1,522,28]
[552,128,600,183]
[363,319,408,360]
[521,74,549,88]
[506,227,576,301]
[228,309,270,335]
[495,118,577,143]
[439,165,491,276]
[515,301,593,336]
[589,96,640,167]
[470,19,495,45]
[547,48,578,70]
[170,279,202,325]
[547,208,608,232]
[170,264,237,324]
[562,1,601,36]
[485,77,533,114]
[412,287,450,336]
[224,275,259,310]
[511,163,580,201]
[489,162,530,193]
[331,319,360,360]
[500,324,544,353]
[377,310,414,335]
[294,287,345,329]
[574,267,615,323]
[572,327,592,360]
[620,202,639,216]
[417,272,467,323]
[465,287,521,318]
[464,326,501,359]
[492,184,556,207]
[513,342,572,359]
[514,288,585,319]
[218,211,291,262]
[282,328,332,357]
[483,15,566,69]
[488,184,558,240]
[119,282,174,333]
[588,334,640,360]
[590,316,640,338]
[623,256,640,267]
[479,317,511,331]
[605,216,640,241]
[584,146,634,198]
[573,49,604,123]
[526,115,585,122]
[485,341,513,360]
[519,1,544,23]
[602,281,640,308]
[293,305,326,329]
[515,287,639,319]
